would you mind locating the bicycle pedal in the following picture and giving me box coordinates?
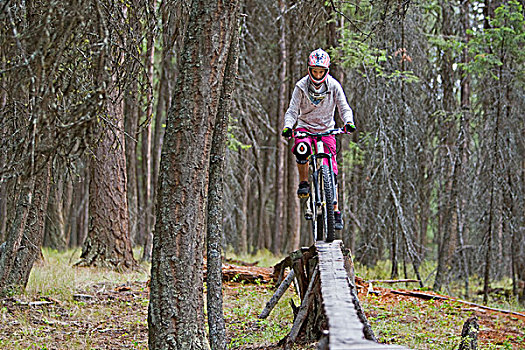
[298,193,310,199]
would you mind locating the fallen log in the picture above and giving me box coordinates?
[390,290,525,319]
[203,261,273,284]
[368,279,421,284]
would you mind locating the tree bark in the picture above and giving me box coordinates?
[207,12,240,350]
[271,0,288,255]
[458,317,478,350]
[44,166,68,251]
[434,0,459,292]
[148,1,240,349]
[140,2,155,260]
[0,161,51,295]
[124,84,140,247]
[78,90,136,269]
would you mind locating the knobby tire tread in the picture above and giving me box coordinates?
[321,165,335,242]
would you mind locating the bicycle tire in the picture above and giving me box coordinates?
[320,165,335,242]
[307,192,317,242]
[312,168,324,241]
[316,210,324,241]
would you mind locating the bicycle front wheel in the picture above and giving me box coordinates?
[320,165,335,242]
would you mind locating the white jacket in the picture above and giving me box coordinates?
[283,75,354,132]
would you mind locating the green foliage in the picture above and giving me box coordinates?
[337,31,389,73]
[227,116,252,151]
[461,1,525,81]
[334,0,420,83]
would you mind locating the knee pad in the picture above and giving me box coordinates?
[294,141,311,164]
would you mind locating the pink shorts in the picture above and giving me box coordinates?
[292,128,338,175]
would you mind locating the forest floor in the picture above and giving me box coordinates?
[0,250,524,349]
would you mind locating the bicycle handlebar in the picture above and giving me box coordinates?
[292,128,346,138]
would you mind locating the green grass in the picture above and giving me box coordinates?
[1,248,523,350]
[26,248,150,300]
[363,295,525,349]
[354,259,524,313]
[224,281,298,348]
[1,248,150,350]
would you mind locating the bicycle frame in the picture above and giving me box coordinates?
[310,136,338,208]
[294,128,344,242]
[295,129,342,204]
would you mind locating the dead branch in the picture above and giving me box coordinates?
[368,279,421,284]
[259,269,295,319]
[285,269,319,349]
[391,290,525,319]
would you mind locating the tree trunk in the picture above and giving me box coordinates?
[140,6,155,260]
[434,0,459,292]
[124,86,140,247]
[271,0,288,255]
[207,19,240,350]
[0,181,8,243]
[147,1,182,262]
[44,166,68,251]
[0,161,51,295]
[69,166,90,248]
[79,91,136,269]
[148,1,239,348]
[458,317,478,350]
[238,171,249,254]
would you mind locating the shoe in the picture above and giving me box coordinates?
[297,181,310,198]
[334,211,343,230]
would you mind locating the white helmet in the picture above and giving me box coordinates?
[307,49,330,86]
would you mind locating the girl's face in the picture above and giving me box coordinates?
[311,67,327,80]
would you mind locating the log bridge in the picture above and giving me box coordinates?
[261,240,408,350]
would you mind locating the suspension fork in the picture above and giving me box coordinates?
[326,153,337,206]
[311,154,321,207]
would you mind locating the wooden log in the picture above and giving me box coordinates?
[391,290,525,319]
[282,242,409,349]
[343,244,378,342]
[285,269,319,349]
[203,263,273,284]
[272,255,292,284]
[259,269,295,319]
[458,316,478,350]
[367,279,421,284]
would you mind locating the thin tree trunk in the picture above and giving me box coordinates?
[124,92,140,246]
[141,5,155,260]
[44,166,67,250]
[272,0,288,255]
[0,181,8,243]
[434,0,459,292]
[239,171,249,254]
[207,19,240,349]
[148,1,239,348]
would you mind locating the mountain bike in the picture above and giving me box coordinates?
[293,128,346,243]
